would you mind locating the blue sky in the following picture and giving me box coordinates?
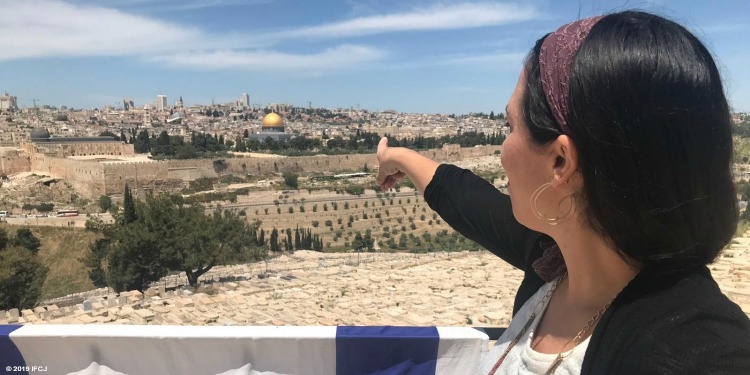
[0,0,748,114]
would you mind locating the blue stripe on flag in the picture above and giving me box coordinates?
[0,325,27,375]
[336,326,439,375]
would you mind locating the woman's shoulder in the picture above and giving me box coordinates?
[616,265,749,341]
[620,297,750,374]
[583,266,750,374]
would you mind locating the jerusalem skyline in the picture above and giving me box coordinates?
[1,0,749,114]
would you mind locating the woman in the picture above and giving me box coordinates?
[376,10,750,374]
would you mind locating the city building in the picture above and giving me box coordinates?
[123,98,134,111]
[0,92,18,111]
[24,127,134,158]
[267,103,292,113]
[167,111,185,124]
[241,93,250,108]
[156,95,168,111]
[247,113,293,142]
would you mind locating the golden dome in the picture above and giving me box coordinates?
[262,113,285,128]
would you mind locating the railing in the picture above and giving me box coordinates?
[0,325,488,375]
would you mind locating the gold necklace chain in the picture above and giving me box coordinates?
[487,273,625,375]
[486,273,566,375]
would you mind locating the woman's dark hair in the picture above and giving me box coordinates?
[522,10,738,268]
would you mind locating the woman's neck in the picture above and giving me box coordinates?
[551,222,640,312]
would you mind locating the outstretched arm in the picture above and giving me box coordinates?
[375,137,439,193]
[375,137,540,268]
[375,137,547,313]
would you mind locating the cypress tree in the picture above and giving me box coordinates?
[294,226,301,249]
[269,228,280,252]
[123,184,137,224]
[257,228,265,247]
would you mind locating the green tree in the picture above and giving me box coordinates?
[399,233,408,249]
[363,229,373,252]
[0,245,48,310]
[269,228,281,252]
[37,202,54,213]
[167,207,259,286]
[123,184,137,224]
[294,227,301,249]
[134,129,150,153]
[0,228,8,250]
[104,219,168,292]
[82,238,110,288]
[345,185,364,195]
[283,171,299,189]
[85,194,263,291]
[282,228,291,251]
[257,228,266,247]
[100,130,121,141]
[151,130,172,156]
[235,137,247,152]
[11,228,41,254]
[98,195,113,212]
[353,231,365,251]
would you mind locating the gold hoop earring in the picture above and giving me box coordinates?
[530,183,575,226]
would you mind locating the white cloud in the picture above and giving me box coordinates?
[0,0,536,73]
[93,0,275,11]
[438,51,527,65]
[149,45,387,71]
[69,0,274,11]
[0,0,204,60]
[279,2,538,39]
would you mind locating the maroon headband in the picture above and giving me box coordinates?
[539,15,603,135]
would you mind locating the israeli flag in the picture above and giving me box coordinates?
[0,325,487,374]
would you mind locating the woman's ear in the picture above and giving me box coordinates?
[551,134,579,186]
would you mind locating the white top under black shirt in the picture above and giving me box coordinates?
[477,281,589,375]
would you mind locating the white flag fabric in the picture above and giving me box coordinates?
[0,324,488,374]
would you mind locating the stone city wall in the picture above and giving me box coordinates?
[25,141,134,158]
[17,144,502,199]
[0,148,31,175]
[102,161,183,198]
[48,158,106,197]
[100,145,501,197]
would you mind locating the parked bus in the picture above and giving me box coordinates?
[56,209,79,217]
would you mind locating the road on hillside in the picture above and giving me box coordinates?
[4,213,114,228]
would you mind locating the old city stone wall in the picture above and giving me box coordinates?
[99,145,501,198]
[99,155,384,197]
[11,144,502,199]
[48,158,105,197]
[24,141,134,158]
[0,148,31,175]
[102,161,180,198]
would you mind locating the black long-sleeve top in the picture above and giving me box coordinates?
[424,164,750,374]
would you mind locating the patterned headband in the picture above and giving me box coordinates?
[539,16,604,135]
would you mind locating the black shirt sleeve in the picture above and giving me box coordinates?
[423,164,547,314]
